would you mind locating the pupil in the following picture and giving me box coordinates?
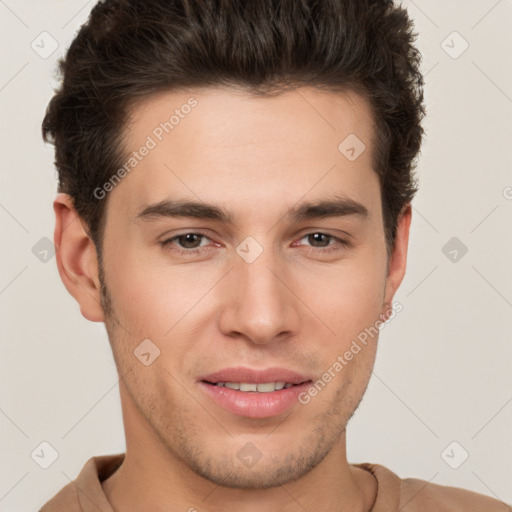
[309,233,329,247]
[178,234,329,249]
[180,234,201,248]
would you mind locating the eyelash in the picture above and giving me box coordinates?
[160,232,352,256]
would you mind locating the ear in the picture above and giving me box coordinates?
[53,193,105,322]
[382,203,412,316]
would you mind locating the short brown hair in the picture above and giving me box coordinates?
[42,0,426,261]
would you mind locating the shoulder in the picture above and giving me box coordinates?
[399,476,512,512]
[38,480,79,512]
[38,453,124,512]
[355,462,511,512]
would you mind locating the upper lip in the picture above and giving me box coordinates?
[198,367,313,385]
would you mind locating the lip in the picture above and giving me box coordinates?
[197,366,314,419]
[198,366,313,385]
[199,380,313,418]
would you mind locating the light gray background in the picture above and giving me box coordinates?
[1,1,511,510]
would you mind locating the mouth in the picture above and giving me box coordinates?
[198,366,313,386]
[198,379,314,418]
[201,380,311,392]
[197,366,315,418]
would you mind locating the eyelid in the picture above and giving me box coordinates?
[159,229,349,244]
[158,223,353,241]
[160,230,352,256]
[294,232,352,251]
[161,231,215,248]
[294,226,353,240]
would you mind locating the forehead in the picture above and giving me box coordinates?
[123,85,374,153]
[111,86,379,221]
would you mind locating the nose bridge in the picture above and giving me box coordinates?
[220,240,298,343]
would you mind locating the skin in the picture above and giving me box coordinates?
[53,86,411,512]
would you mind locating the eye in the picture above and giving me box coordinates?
[160,233,215,255]
[160,231,352,257]
[296,232,351,254]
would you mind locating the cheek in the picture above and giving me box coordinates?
[301,256,386,343]
[105,228,386,340]
[105,245,221,335]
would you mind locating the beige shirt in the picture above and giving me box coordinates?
[38,453,511,511]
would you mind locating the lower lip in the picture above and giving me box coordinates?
[199,381,313,418]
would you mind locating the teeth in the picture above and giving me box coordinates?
[214,381,293,392]
[240,382,258,392]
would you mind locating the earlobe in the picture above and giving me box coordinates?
[382,203,412,310]
[53,193,105,322]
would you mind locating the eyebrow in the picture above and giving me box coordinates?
[134,193,369,225]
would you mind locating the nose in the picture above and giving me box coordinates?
[218,244,300,345]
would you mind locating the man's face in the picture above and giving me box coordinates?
[96,86,404,488]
